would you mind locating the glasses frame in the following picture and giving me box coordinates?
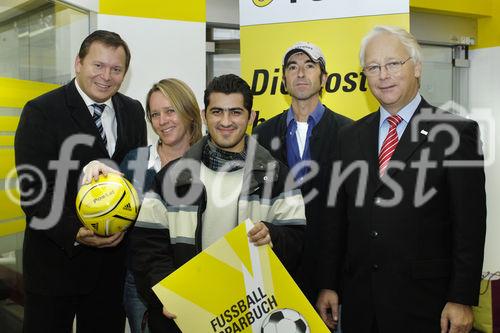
[363,57,413,77]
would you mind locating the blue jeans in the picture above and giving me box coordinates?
[123,270,149,333]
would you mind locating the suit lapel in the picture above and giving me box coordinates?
[376,99,434,191]
[309,109,328,163]
[112,94,124,160]
[66,79,109,156]
[277,111,288,164]
[358,112,380,184]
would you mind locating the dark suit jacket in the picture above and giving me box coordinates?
[15,79,147,296]
[253,105,352,302]
[319,98,486,333]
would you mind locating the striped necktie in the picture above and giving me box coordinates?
[379,114,402,177]
[92,103,107,146]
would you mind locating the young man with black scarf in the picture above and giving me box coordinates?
[130,74,307,333]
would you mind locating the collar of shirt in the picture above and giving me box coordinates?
[379,93,421,129]
[75,79,118,157]
[285,102,323,183]
[75,79,114,114]
[377,93,422,153]
[286,101,325,127]
[149,142,162,172]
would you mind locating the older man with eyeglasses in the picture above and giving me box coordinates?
[316,26,486,333]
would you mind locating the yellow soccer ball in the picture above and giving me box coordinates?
[76,173,140,236]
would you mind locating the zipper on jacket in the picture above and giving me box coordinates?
[194,187,207,253]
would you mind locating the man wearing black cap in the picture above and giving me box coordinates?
[253,42,352,303]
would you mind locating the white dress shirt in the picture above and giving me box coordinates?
[378,93,422,153]
[75,79,118,156]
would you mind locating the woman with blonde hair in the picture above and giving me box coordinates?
[81,78,202,333]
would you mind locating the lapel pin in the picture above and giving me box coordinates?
[420,130,428,136]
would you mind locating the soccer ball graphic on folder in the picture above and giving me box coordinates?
[261,308,310,333]
[76,173,139,236]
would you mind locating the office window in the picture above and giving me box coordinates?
[206,25,240,82]
[0,0,89,84]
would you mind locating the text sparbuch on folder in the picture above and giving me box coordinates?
[153,219,329,333]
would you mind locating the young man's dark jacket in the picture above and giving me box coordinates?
[253,105,352,301]
[129,136,306,330]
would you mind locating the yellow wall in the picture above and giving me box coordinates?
[0,77,59,108]
[411,0,500,48]
[0,78,59,237]
[99,0,206,22]
[477,1,500,48]
[410,0,491,17]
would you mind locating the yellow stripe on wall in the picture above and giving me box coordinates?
[0,190,24,220]
[0,79,56,238]
[99,0,206,22]
[0,218,25,237]
[410,0,491,17]
[0,78,59,109]
[0,136,14,146]
[0,116,20,131]
[0,149,15,179]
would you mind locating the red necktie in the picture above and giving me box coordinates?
[379,115,403,176]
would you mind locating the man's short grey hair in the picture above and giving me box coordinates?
[359,26,422,67]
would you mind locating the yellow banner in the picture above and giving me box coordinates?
[153,219,328,332]
[99,0,206,22]
[241,14,409,126]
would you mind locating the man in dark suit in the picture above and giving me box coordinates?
[316,26,486,333]
[254,42,351,303]
[253,42,352,303]
[15,30,147,332]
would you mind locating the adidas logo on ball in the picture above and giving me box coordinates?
[76,173,140,236]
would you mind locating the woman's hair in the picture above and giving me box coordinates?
[145,78,202,145]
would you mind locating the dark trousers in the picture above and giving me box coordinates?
[23,272,126,333]
[24,292,125,333]
[372,318,379,333]
[147,307,181,333]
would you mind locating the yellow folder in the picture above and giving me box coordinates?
[152,219,329,332]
